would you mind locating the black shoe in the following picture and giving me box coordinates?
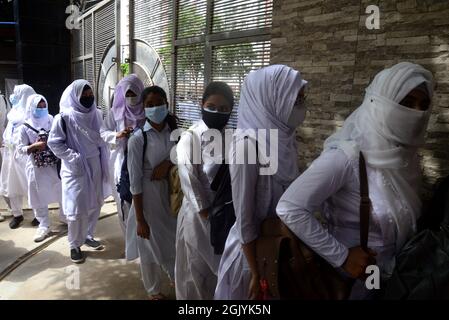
[9,216,24,229]
[84,238,104,250]
[31,218,40,227]
[70,247,85,264]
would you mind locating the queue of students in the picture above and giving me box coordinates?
[0,61,436,300]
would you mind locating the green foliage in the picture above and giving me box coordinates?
[120,63,130,77]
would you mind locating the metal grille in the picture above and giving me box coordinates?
[84,15,93,55]
[84,58,94,87]
[133,0,173,86]
[212,0,273,33]
[211,40,271,128]
[73,61,83,79]
[175,44,205,128]
[94,1,115,92]
[177,0,207,39]
[72,29,82,58]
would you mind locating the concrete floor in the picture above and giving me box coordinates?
[0,199,175,300]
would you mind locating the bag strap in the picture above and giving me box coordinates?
[141,127,147,164]
[23,122,39,134]
[359,151,371,252]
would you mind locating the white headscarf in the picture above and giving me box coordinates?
[7,84,36,124]
[59,79,109,183]
[235,64,308,187]
[25,94,52,131]
[324,62,434,249]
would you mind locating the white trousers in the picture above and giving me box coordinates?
[34,203,66,229]
[4,196,24,217]
[141,262,165,295]
[67,207,101,249]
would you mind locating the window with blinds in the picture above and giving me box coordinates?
[70,0,273,129]
[211,41,271,128]
[174,0,273,129]
[177,0,207,39]
[212,0,273,33]
[175,44,205,128]
[133,0,173,87]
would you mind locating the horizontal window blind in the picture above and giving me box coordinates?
[93,1,115,92]
[177,0,207,39]
[175,44,205,128]
[72,29,82,58]
[212,0,273,33]
[211,40,271,128]
[84,15,92,55]
[133,0,173,87]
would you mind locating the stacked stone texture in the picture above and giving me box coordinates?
[271,0,449,197]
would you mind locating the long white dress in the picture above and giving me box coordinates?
[214,140,288,300]
[175,120,223,300]
[100,110,138,233]
[17,117,63,228]
[0,121,28,210]
[276,148,400,299]
[126,123,177,295]
[48,111,107,248]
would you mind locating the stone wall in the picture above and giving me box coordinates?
[271,0,449,196]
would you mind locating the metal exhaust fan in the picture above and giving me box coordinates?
[96,39,170,115]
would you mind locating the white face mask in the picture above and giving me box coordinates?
[126,96,140,106]
[287,102,306,129]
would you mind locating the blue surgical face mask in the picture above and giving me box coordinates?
[145,104,168,124]
[9,94,18,106]
[33,108,48,119]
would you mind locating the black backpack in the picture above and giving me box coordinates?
[117,127,147,205]
[209,161,235,255]
[382,175,449,299]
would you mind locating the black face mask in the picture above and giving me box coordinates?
[202,108,231,130]
[80,96,95,109]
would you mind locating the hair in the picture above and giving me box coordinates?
[141,85,178,132]
[202,81,234,108]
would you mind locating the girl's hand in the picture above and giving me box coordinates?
[151,160,172,181]
[137,220,150,240]
[116,127,133,139]
[29,141,46,153]
[248,273,261,300]
[342,246,377,279]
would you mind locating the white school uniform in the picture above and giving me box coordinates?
[126,123,177,295]
[48,80,110,249]
[17,109,63,229]
[0,85,35,217]
[175,120,223,300]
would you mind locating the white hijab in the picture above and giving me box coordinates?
[324,62,434,249]
[8,84,36,124]
[59,79,109,183]
[235,64,307,187]
[25,94,52,131]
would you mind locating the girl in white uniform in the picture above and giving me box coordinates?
[48,80,111,263]
[0,84,35,229]
[17,94,64,242]
[214,65,308,300]
[276,62,434,299]
[127,86,177,300]
[101,74,145,235]
[175,82,235,300]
